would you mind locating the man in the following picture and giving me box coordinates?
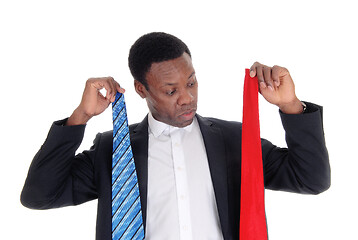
[21,32,330,240]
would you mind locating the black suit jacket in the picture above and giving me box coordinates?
[21,102,330,240]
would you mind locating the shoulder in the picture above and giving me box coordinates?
[92,130,113,148]
[129,122,141,132]
[197,115,242,130]
[196,115,242,140]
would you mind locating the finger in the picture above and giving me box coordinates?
[263,67,275,91]
[88,78,104,91]
[271,65,281,87]
[104,81,112,100]
[109,78,126,102]
[255,64,267,89]
[249,61,260,77]
[107,77,117,102]
[107,77,122,102]
[113,80,125,94]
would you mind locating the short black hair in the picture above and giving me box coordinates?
[128,32,191,89]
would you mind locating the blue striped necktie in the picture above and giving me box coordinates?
[112,92,145,240]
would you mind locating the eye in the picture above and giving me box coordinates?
[167,89,176,96]
[187,75,197,87]
[188,79,196,87]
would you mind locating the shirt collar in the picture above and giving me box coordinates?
[148,112,195,138]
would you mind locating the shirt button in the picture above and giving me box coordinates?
[174,142,180,147]
[180,195,186,200]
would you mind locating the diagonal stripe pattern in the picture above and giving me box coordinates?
[112,92,145,240]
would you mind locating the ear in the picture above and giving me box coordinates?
[134,80,147,99]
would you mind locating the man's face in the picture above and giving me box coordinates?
[135,53,198,128]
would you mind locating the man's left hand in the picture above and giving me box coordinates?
[250,62,303,114]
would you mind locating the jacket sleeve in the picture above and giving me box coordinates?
[20,119,99,209]
[262,102,331,194]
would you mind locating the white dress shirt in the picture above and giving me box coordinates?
[145,112,224,240]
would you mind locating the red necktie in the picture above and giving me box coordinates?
[240,69,268,240]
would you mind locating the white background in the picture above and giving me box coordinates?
[1,0,357,239]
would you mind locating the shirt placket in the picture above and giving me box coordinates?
[170,127,193,240]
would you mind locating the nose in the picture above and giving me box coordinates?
[177,89,194,106]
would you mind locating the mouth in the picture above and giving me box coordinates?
[179,108,196,120]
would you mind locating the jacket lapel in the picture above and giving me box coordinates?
[130,115,149,230]
[196,115,230,239]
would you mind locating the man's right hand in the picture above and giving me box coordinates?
[66,77,125,126]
